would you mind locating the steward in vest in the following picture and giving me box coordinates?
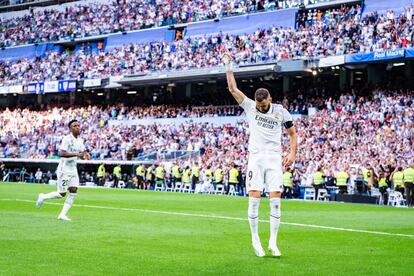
[214,167,224,187]
[283,170,293,199]
[378,172,389,205]
[313,167,324,198]
[171,163,182,187]
[136,164,145,189]
[97,164,105,186]
[403,164,414,207]
[391,167,404,194]
[227,163,239,195]
[113,165,122,188]
[183,166,192,185]
[146,164,155,190]
[335,169,349,194]
[191,164,200,190]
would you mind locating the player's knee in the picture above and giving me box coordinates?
[269,191,282,198]
[68,187,77,193]
[60,192,67,197]
[249,190,261,198]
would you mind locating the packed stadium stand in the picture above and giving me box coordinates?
[0,0,342,47]
[0,0,413,207]
[1,2,414,86]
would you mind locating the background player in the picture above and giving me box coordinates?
[223,53,297,257]
[36,119,90,221]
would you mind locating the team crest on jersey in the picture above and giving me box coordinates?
[274,110,282,121]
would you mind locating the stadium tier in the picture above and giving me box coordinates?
[0,0,342,47]
[0,1,413,273]
[0,2,413,88]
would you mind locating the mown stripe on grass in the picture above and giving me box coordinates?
[1,198,413,238]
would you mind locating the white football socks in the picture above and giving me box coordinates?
[59,193,77,217]
[269,197,281,249]
[42,191,63,200]
[248,197,261,242]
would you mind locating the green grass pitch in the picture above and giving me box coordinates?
[0,182,413,275]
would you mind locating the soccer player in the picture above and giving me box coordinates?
[223,53,297,257]
[36,119,90,221]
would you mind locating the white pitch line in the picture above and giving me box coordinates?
[1,198,414,238]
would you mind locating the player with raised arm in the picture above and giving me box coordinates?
[223,53,297,257]
[36,119,90,221]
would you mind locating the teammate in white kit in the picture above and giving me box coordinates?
[223,53,297,257]
[36,119,90,221]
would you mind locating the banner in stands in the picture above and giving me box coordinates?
[9,85,23,94]
[58,80,77,92]
[318,55,345,67]
[27,82,45,94]
[405,48,414,58]
[345,49,405,63]
[0,87,9,94]
[363,0,413,16]
[106,27,171,51]
[83,79,102,87]
[186,8,297,37]
[0,85,24,94]
[0,43,55,61]
[108,114,303,127]
[44,81,59,93]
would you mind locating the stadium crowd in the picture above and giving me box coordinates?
[1,87,413,203]
[1,4,414,86]
[0,0,328,48]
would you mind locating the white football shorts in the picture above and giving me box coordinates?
[246,152,283,193]
[57,172,79,193]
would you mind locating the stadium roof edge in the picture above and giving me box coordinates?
[118,64,282,86]
[304,0,362,10]
[0,0,78,13]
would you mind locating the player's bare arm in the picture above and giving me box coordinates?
[59,150,88,159]
[283,126,297,168]
[223,53,246,104]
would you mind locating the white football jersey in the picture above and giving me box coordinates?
[240,97,292,154]
[56,134,85,175]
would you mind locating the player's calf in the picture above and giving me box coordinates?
[36,191,63,208]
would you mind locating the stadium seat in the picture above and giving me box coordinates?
[208,184,216,194]
[215,184,225,195]
[165,184,174,192]
[194,183,203,193]
[388,191,407,207]
[174,182,183,192]
[316,189,328,201]
[182,183,193,193]
[104,181,114,188]
[118,180,126,189]
[228,185,237,196]
[304,188,316,201]
[85,181,96,187]
[370,188,383,205]
[154,181,164,192]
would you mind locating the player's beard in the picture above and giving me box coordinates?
[257,103,270,113]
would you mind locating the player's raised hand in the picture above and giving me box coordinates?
[222,52,232,65]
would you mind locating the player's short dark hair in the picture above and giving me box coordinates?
[68,119,79,128]
[255,88,270,102]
